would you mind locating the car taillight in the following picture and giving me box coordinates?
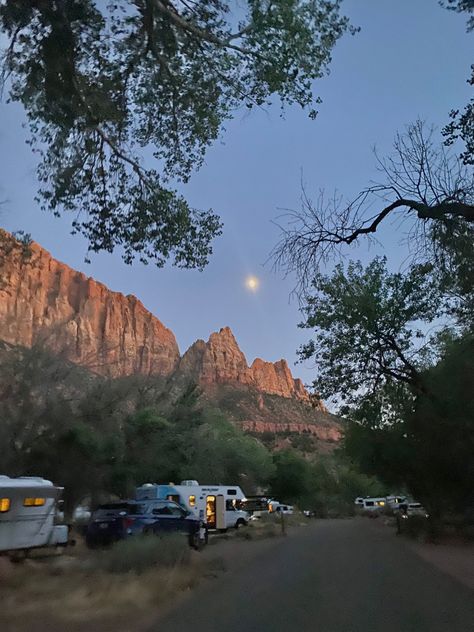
[123,517,134,529]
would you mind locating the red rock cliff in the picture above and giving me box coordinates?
[0,232,180,377]
[179,327,323,406]
[0,233,326,410]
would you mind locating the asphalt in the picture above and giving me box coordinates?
[153,519,474,632]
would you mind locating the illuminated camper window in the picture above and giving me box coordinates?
[189,495,196,507]
[23,497,46,507]
[0,498,10,512]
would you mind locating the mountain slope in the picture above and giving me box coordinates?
[0,231,342,448]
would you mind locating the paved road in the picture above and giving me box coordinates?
[154,519,474,632]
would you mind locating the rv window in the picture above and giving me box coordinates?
[189,495,196,507]
[227,489,237,495]
[23,497,46,507]
[365,501,374,507]
[0,498,10,512]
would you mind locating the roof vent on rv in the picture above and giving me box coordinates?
[180,480,199,486]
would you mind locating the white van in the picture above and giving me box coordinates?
[0,476,69,553]
[136,480,249,530]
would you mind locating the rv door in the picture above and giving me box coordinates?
[216,494,226,530]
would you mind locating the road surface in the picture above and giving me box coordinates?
[153,519,474,632]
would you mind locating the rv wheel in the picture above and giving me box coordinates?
[235,519,246,529]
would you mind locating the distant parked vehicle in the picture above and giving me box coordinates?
[270,503,294,515]
[142,500,207,549]
[86,499,205,549]
[241,496,271,520]
[402,502,429,518]
[385,496,407,512]
[396,502,429,534]
[86,501,145,547]
[361,497,387,514]
[0,475,69,554]
[136,481,249,530]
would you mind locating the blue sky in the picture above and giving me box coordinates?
[0,1,472,388]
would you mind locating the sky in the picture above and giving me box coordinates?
[0,1,472,390]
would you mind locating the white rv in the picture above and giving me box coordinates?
[136,480,249,530]
[0,476,69,553]
[362,497,387,512]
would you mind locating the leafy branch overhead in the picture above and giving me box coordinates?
[0,0,352,267]
[272,121,474,291]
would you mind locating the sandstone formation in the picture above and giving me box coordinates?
[240,420,341,442]
[0,232,332,434]
[179,327,323,406]
[0,232,180,378]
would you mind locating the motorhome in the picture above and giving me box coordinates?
[362,497,387,512]
[0,476,69,553]
[135,480,249,530]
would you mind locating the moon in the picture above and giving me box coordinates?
[245,275,260,292]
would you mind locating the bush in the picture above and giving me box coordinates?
[98,535,191,575]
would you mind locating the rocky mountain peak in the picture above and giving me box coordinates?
[0,232,325,409]
[0,231,180,378]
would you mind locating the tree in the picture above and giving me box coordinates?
[179,408,274,491]
[298,257,441,407]
[269,449,311,503]
[344,334,474,520]
[0,0,352,267]
[272,121,474,292]
[442,0,474,165]
[298,255,474,520]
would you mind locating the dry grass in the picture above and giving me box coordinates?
[0,537,213,630]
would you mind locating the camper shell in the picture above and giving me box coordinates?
[136,480,249,530]
[0,476,69,553]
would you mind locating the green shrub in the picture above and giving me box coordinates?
[98,535,191,575]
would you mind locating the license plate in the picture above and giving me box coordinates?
[99,523,109,529]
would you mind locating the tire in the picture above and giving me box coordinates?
[235,519,247,529]
[190,532,206,551]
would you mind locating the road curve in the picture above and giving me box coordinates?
[152,519,474,632]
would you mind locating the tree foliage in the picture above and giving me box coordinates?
[298,253,474,519]
[0,0,351,267]
[344,335,474,518]
[0,344,275,512]
[442,0,474,165]
[299,257,441,406]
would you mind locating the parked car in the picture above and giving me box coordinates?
[142,500,207,549]
[396,502,429,534]
[85,499,205,549]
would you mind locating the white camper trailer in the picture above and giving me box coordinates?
[0,476,69,553]
[136,481,249,530]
